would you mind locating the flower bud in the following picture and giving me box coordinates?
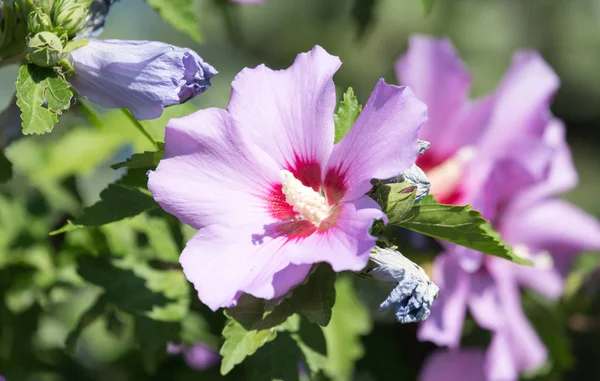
[52,0,91,37]
[26,31,63,67]
[28,7,54,34]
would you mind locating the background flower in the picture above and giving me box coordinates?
[397,35,600,381]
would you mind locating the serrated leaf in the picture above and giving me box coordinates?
[391,195,530,265]
[421,0,436,14]
[322,277,371,381]
[16,64,72,135]
[334,87,362,143]
[220,317,279,375]
[146,0,202,43]
[227,264,337,330]
[51,183,157,234]
[111,145,164,170]
[0,150,12,183]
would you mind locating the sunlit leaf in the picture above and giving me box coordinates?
[146,0,203,43]
[334,87,362,143]
[15,64,72,135]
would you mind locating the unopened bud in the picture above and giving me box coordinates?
[52,0,91,37]
[28,7,53,34]
[26,31,63,67]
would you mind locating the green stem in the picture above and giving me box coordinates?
[77,98,103,130]
[121,108,158,148]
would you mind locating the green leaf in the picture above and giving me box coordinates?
[220,317,279,375]
[0,150,12,183]
[111,145,164,170]
[227,264,337,330]
[250,332,302,381]
[15,64,72,135]
[390,195,530,265]
[321,277,371,381]
[421,0,436,15]
[51,183,157,234]
[146,0,202,43]
[385,182,417,224]
[334,87,362,143]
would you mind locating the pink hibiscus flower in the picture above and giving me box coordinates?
[397,35,600,381]
[148,46,427,311]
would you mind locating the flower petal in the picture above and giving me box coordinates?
[148,108,280,230]
[512,263,563,300]
[484,331,519,381]
[325,80,427,203]
[418,254,470,348]
[502,199,600,260]
[285,196,384,272]
[479,51,559,156]
[70,39,217,120]
[467,270,503,330]
[227,46,340,189]
[181,224,311,311]
[396,35,480,162]
[419,350,487,381]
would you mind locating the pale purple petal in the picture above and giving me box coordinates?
[148,108,280,230]
[418,254,469,348]
[182,344,221,371]
[484,331,519,381]
[419,350,486,381]
[501,199,600,261]
[395,35,472,160]
[467,270,503,330]
[512,263,563,300]
[285,196,384,272]
[489,260,548,375]
[70,39,217,120]
[228,46,340,179]
[478,51,559,156]
[325,80,427,203]
[180,224,311,311]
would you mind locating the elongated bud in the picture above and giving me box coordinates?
[53,0,91,37]
[362,247,439,323]
[26,31,63,67]
[28,7,53,34]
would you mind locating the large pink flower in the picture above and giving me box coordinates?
[148,46,427,311]
[397,35,600,381]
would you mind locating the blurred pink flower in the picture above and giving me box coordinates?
[148,46,427,311]
[397,35,600,381]
[419,350,486,381]
[167,343,220,371]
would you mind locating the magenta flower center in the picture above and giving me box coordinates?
[424,146,475,204]
[280,169,331,225]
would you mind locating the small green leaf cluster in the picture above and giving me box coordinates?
[11,0,95,136]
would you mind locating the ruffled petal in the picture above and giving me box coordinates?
[512,263,563,300]
[467,270,503,330]
[283,196,384,272]
[501,199,600,259]
[396,35,486,162]
[484,331,519,381]
[70,39,217,120]
[181,224,311,311]
[148,108,280,230]
[489,260,548,375]
[227,46,340,189]
[479,51,559,157]
[419,350,486,381]
[418,254,470,348]
[324,80,427,204]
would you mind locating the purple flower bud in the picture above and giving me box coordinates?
[69,39,218,120]
[167,342,220,371]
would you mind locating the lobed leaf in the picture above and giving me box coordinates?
[390,195,530,264]
[16,64,72,135]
